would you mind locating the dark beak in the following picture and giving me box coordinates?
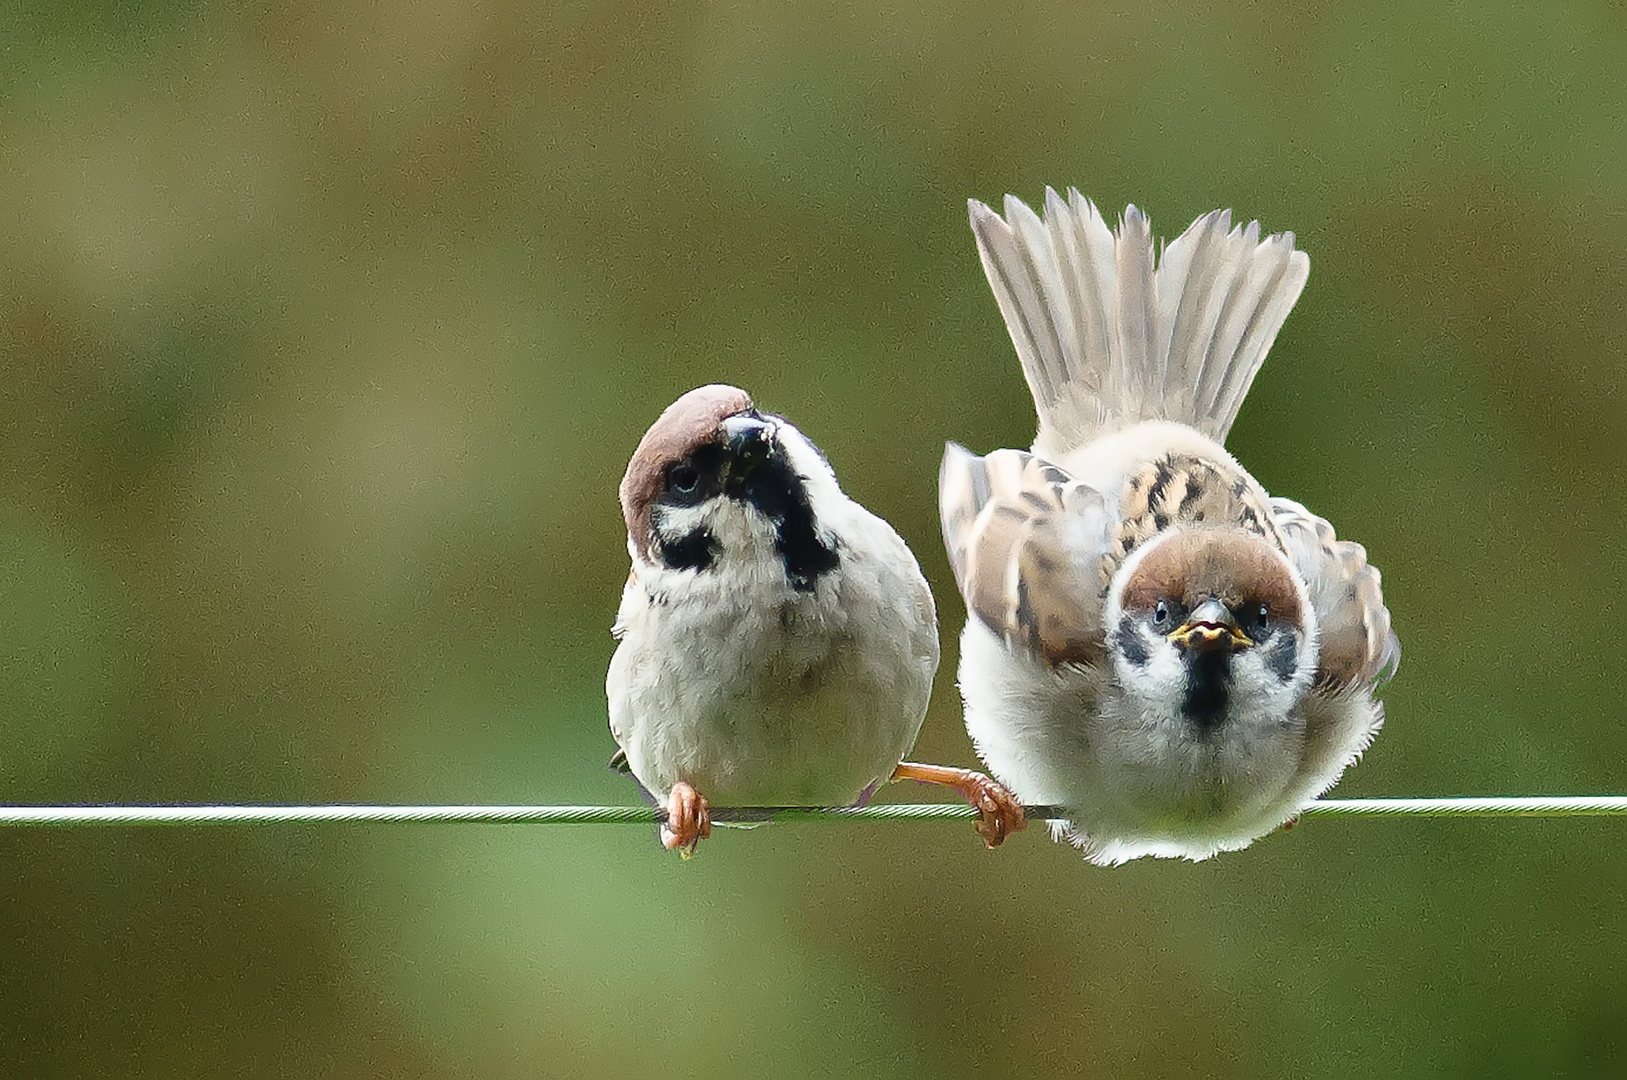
[1167,597,1254,653]
[720,413,774,491]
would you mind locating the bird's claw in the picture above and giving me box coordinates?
[965,772,1027,848]
[891,761,1028,848]
[662,782,712,857]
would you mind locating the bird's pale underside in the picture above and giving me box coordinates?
[941,188,1399,865]
[607,385,1025,855]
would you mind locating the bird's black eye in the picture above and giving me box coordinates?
[1249,602,1270,630]
[1152,599,1173,630]
[667,463,701,501]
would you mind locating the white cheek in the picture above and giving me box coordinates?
[772,423,856,524]
[659,500,772,554]
[1111,632,1188,714]
[653,502,711,540]
[1230,655,1298,716]
[1232,628,1316,714]
[774,422,839,493]
[644,498,783,591]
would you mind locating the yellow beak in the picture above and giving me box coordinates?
[1167,598,1254,653]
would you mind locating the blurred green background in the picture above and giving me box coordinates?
[2,1,1625,1075]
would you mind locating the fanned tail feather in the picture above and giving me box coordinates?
[969,188,1310,456]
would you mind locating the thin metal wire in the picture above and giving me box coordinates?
[1299,796,1627,818]
[1,796,1625,827]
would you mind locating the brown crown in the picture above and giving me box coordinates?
[1120,528,1303,625]
[618,384,754,558]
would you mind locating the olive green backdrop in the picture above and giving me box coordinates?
[2,1,1624,1076]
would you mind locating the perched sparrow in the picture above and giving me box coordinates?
[608,385,1024,855]
[939,189,1399,865]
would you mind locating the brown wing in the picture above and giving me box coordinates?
[1271,496,1400,687]
[940,443,1112,666]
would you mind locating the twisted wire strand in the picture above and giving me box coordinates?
[1,796,1625,827]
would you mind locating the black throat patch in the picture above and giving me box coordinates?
[738,454,839,592]
[1181,649,1233,731]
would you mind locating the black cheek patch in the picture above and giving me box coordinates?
[1262,630,1299,681]
[1114,614,1151,667]
[659,527,719,572]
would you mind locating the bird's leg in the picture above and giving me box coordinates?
[662,781,712,858]
[890,762,1027,848]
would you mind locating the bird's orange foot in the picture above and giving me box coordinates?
[891,762,1028,848]
[662,782,712,858]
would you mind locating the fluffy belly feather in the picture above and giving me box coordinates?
[957,618,1358,864]
[612,611,927,806]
